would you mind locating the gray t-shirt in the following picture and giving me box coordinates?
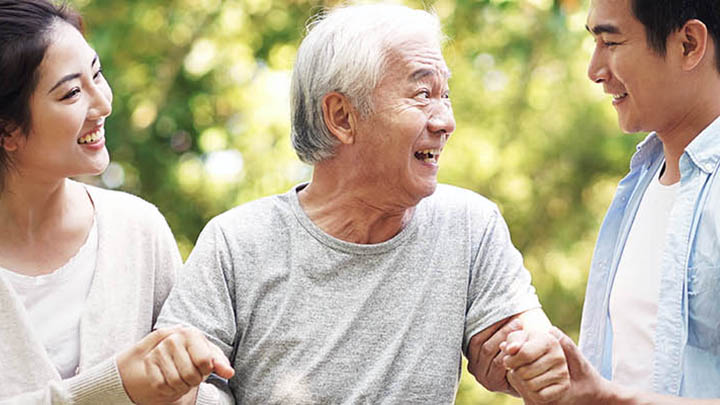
[157,183,540,404]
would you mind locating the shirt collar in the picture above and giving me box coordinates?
[631,115,720,174]
[684,115,720,174]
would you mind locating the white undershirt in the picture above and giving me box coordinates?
[0,218,98,379]
[609,165,678,391]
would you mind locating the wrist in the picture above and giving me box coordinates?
[597,379,640,405]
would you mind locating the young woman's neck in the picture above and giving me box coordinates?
[0,176,73,237]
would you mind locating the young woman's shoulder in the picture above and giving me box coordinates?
[80,181,166,226]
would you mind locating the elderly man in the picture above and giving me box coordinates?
[157,4,568,403]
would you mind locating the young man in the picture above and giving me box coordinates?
[530,0,720,403]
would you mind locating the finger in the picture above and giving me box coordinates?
[503,330,529,355]
[145,359,180,401]
[210,343,235,379]
[504,332,553,370]
[550,327,585,376]
[511,342,566,382]
[535,381,570,404]
[478,318,523,377]
[508,368,567,405]
[506,369,527,397]
[133,327,179,354]
[184,330,215,377]
[170,338,206,387]
[515,362,567,393]
[485,350,514,393]
[152,340,192,395]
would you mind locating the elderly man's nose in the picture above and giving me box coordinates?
[428,105,455,137]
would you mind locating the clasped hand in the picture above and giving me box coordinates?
[116,326,234,405]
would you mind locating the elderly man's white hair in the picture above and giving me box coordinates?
[290,3,445,165]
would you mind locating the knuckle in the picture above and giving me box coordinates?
[481,341,496,357]
[183,372,202,386]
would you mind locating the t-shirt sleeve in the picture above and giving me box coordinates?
[463,206,541,353]
[156,218,238,359]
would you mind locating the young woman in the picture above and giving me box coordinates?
[0,1,232,404]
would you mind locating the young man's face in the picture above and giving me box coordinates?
[586,0,683,134]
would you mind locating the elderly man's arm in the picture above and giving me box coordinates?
[543,328,720,405]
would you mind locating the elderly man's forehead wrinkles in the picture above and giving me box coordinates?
[409,67,451,83]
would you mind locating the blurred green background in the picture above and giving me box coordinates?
[73,0,643,403]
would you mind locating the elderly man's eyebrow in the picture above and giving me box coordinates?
[585,23,621,35]
[410,68,451,82]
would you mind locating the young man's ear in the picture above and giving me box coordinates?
[321,92,357,145]
[675,19,709,71]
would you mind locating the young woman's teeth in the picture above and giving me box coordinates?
[414,149,440,163]
[78,128,104,144]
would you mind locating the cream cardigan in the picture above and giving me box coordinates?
[0,182,185,404]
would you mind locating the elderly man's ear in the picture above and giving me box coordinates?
[322,92,357,145]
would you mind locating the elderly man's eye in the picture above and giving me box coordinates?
[416,90,430,99]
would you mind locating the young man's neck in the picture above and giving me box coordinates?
[656,105,720,185]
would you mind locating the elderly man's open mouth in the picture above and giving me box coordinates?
[414,148,441,164]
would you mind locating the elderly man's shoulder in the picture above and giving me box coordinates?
[202,189,297,235]
[430,183,499,214]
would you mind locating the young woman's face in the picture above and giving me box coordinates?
[11,21,112,180]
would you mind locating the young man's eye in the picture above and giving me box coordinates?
[604,41,620,47]
[61,88,81,100]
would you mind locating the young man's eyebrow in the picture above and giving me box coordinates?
[585,23,621,35]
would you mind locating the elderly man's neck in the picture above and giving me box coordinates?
[298,175,417,245]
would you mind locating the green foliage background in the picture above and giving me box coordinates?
[74,0,644,402]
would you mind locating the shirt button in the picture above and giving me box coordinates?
[74,366,80,376]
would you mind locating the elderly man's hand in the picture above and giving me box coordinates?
[117,326,234,405]
[466,317,524,395]
[500,328,570,404]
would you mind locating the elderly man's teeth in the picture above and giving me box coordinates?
[78,128,103,144]
[613,93,628,100]
[414,149,440,163]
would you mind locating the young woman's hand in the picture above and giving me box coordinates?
[116,326,234,404]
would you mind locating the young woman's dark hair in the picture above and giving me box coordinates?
[0,0,83,190]
[632,0,720,72]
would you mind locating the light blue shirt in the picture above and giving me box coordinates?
[579,116,720,398]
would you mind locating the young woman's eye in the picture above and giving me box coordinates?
[93,68,103,80]
[61,88,81,100]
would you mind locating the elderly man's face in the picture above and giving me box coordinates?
[353,31,455,205]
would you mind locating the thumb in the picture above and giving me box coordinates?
[210,344,235,379]
[502,329,529,355]
[549,327,585,377]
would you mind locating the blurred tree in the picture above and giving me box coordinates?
[74,0,644,403]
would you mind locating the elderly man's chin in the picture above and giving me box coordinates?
[407,176,440,204]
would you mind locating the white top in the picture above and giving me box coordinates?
[609,165,679,391]
[0,218,98,379]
